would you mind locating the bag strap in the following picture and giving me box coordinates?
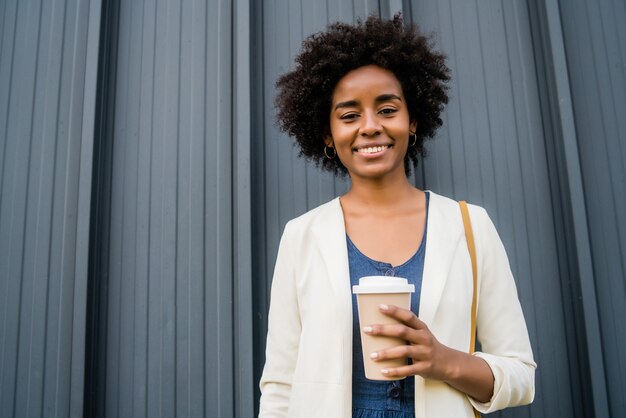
[459,201,481,418]
[459,201,478,353]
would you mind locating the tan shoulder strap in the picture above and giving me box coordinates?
[459,201,478,354]
[459,201,481,418]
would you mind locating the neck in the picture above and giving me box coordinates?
[344,171,418,209]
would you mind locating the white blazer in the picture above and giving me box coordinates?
[259,192,536,417]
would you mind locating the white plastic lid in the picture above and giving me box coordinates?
[352,276,415,294]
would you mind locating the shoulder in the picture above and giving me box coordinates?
[428,190,490,224]
[282,197,342,237]
[427,191,495,246]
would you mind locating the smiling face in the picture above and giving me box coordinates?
[326,65,416,182]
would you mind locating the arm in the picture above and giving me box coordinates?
[468,206,536,412]
[258,223,301,417]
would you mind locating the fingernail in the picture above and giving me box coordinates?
[363,326,373,333]
[381,369,389,374]
[379,304,389,311]
[370,352,378,359]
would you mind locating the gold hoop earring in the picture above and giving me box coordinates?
[410,132,417,147]
[324,145,336,159]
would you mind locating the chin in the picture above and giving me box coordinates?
[350,166,404,180]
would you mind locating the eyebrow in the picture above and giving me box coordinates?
[334,94,403,110]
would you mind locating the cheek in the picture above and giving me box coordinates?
[330,125,356,146]
[394,131,411,157]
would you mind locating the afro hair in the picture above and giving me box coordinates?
[275,14,451,176]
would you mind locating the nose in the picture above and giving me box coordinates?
[359,110,382,137]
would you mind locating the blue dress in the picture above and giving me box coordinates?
[348,193,429,418]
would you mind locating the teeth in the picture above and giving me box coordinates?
[357,145,388,154]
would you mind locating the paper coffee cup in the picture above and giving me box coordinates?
[352,276,415,380]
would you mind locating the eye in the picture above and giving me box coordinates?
[379,107,397,115]
[339,112,360,121]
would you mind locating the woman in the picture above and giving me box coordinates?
[259,15,535,418]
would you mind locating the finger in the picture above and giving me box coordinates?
[379,364,424,379]
[364,323,434,347]
[379,360,439,379]
[363,323,420,342]
[379,304,427,330]
[370,344,431,362]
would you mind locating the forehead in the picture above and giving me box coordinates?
[332,65,403,102]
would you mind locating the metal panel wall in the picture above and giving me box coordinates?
[2,0,622,416]
[85,0,253,416]
[559,0,626,416]
[0,0,101,417]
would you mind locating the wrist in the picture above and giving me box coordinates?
[440,347,463,383]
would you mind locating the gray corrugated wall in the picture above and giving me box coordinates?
[1,0,625,417]
[559,0,626,416]
[0,0,101,416]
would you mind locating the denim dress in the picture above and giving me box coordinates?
[348,193,428,418]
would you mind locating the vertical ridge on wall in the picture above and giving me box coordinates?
[233,0,254,415]
[71,0,103,415]
[83,0,119,414]
[0,0,101,416]
[250,0,268,409]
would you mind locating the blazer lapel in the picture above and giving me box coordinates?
[311,198,353,322]
[419,192,464,326]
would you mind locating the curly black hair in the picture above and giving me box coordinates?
[275,14,450,176]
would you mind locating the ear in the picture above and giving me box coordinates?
[409,120,417,134]
[324,135,334,147]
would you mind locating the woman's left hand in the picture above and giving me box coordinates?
[363,303,494,403]
[363,303,455,381]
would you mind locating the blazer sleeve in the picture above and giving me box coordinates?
[258,221,301,417]
[467,206,537,414]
